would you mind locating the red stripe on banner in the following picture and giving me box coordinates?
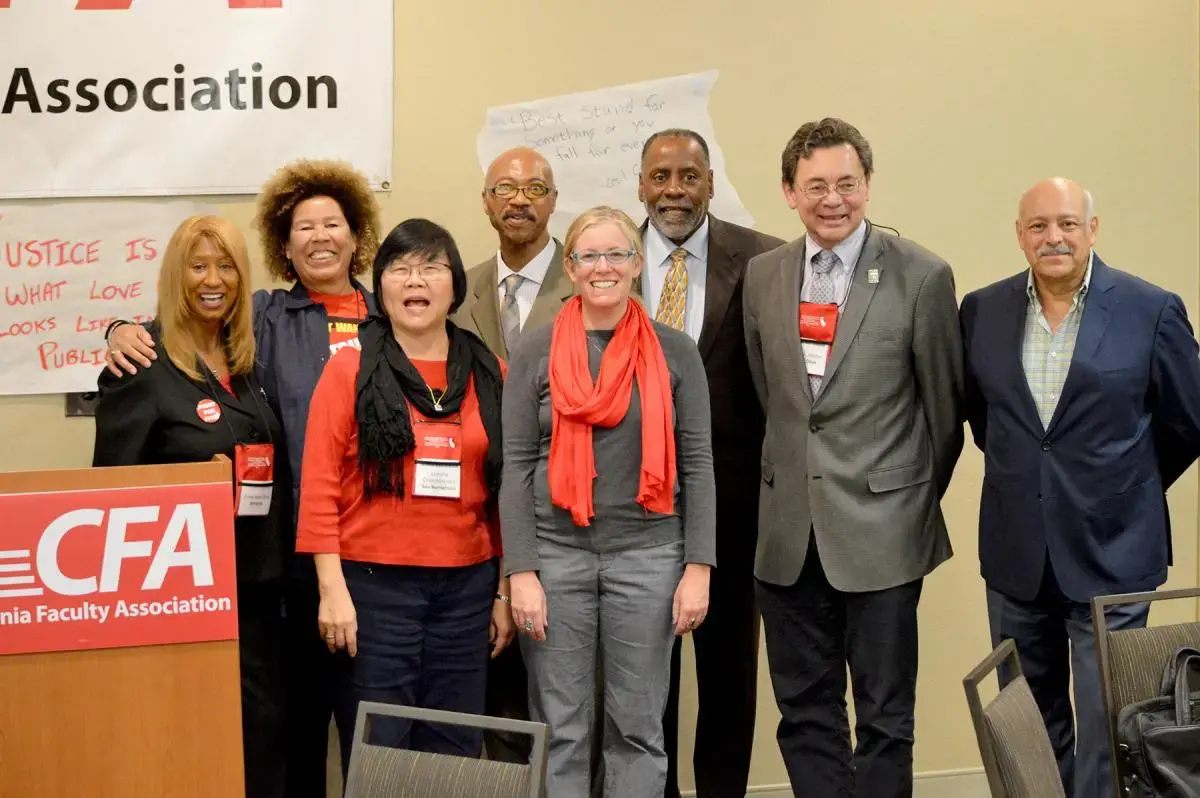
[228,0,283,7]
[75,0,134,8]
[0,0,13,7]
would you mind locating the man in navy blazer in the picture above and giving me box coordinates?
[960,177,1200,798]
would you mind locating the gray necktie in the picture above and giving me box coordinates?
[807,250,840,396]
[500,273,524,355]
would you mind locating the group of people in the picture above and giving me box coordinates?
[90,115,1200,798]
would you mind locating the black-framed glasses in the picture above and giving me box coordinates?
[800,178,863,199]
[487,182,555,200]
[385,261,451,279]
[569,249,636,267]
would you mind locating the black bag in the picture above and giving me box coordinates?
[1115,645,1200,797]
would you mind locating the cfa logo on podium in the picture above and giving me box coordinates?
[0,503,214,599]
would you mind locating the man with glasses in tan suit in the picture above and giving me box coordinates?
[456,147,574,360]
[452,145,583,775]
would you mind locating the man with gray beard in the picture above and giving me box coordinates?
[635,129,785,798]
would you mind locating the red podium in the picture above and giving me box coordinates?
[0,459,245,798]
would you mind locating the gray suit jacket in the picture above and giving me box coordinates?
[452,240,573,359]
[743,223,965,591]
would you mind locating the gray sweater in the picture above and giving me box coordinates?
[499,321,717,575]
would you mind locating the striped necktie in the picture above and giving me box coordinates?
[808,249,840,396]
[500,272,524,355]
[655,247,689,331]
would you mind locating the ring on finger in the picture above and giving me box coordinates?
[524,619,534,632]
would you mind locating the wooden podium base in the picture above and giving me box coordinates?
[0,640,244,797]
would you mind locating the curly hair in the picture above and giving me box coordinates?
[253,159,382,282]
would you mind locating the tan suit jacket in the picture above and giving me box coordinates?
[452,240,573,359]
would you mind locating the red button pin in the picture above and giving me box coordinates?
[196,399,222,424]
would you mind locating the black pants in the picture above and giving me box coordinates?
[663,543,760,798]
[334,558,497,771]
[282,577,340,798]
[756,538,922,798]
[484,642,533,762]
[238,584,289,798]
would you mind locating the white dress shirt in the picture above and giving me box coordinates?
[643,217,709,343]
[497,237,556,330]
[801,220,868,308]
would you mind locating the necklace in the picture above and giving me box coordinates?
[427,385,446,412]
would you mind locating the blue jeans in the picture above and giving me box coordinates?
[987,560,1149,798]
[521,538,683,798]
[335,558,497,767]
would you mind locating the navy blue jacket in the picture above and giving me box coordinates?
[253,279,378,510]
[961,256,1200,602]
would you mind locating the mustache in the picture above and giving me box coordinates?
[1038,243,1074,257]
[503,209,534,220]
[655,202,695,213]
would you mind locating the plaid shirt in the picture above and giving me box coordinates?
[1022,254,1094,429]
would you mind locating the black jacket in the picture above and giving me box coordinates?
[92,325,291,585]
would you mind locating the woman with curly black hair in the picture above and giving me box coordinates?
[102,159,383,798]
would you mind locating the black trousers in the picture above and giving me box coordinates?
[663,543,761,798]
[333,559,496,766]
[238,584,289,798]
[282,577,340,798]
[756,537,922,798]
[483,642,533,762]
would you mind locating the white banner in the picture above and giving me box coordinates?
[0,200,214,395]
[476,71,754,242]
[0,0,393,198]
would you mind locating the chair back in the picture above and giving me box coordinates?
[964,638,1067,798]
[344,701,548,798]
[1092,587,1200,798]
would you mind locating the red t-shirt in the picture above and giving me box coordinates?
[309,290,368,356]
[295,348,504,567]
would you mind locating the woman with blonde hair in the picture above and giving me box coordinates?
[93,214,291,798]
[500,206,716,796]
[101,159,382,793]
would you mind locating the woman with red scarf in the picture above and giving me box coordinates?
[500,206,716,797]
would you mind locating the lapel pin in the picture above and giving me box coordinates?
[867,268,880,285]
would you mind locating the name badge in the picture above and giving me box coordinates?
[412,419,462,499]
[799,302,839,378]
[234,442,274,517]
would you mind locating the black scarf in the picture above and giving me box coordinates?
[355,317,504,500]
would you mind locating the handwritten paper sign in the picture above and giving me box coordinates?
[476,71,755,241]
[0,200,213,396]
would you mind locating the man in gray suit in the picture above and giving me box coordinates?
[743,117,964,798]
[454,147,573,358]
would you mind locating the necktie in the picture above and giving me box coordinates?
[807,249,840,396]
[655,247,689,331]
[500,272,524,355]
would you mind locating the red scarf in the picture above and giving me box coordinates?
[548,296,676,526]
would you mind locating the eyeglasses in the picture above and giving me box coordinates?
[568,249,636,267]
[385,262,451,279]
[799,178,863,199]
[487,183,555,200]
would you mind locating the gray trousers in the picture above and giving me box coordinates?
[522,538,682,798]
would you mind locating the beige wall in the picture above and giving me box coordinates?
[3,0,1197,790]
